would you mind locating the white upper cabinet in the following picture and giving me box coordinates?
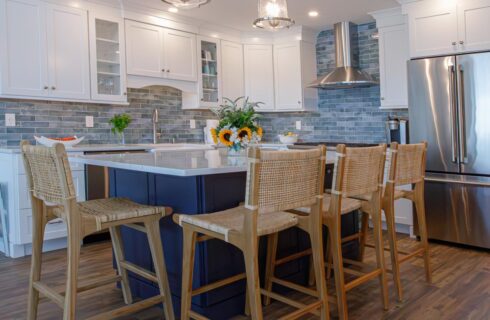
[89,13,127,103]
[125,20,197,82]
[244,44,275,111]
[221,40,244,101]
[46,3,90,100]
[405,0,490,57]
[126,20,164,78]
[371,8,410,109]
[457,0,490,52]
[197,36,221,108]
[273,42,303,111]
[0,0,89,100]
[0,0,48,97]
[407,3,458,58]
[164,29,197,82]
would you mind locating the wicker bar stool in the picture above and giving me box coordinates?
[359,142,431,302]
[21,141,175,320]
[174,146,330,320]
[267,144,389,320]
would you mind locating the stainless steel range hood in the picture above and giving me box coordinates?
[309,21,378,89]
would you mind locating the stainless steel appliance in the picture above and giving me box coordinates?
[385,117,408,144]
[408,52,490,249]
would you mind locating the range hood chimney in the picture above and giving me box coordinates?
[309,21,378,89]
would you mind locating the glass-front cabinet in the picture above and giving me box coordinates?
[89,14,127,103]
[198,37,221,108]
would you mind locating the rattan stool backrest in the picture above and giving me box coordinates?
[388,142,427,186]
[332,144,387,198]
[245,146,326,215]
[20,141,76,206]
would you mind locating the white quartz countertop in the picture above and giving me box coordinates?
[69,147,335,177]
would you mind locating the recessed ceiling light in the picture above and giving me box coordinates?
[168,7,179,13]
[308,11,319,17]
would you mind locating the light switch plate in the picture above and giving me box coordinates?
[85,116,94,128]
[190,119,196,129]
[295,120,302,130]
[5,113,16,127]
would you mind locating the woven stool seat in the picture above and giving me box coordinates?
[177,206,298,242]
[295,194,362,216]
[53,198,172,231]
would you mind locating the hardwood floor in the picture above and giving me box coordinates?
[1,233,489,319]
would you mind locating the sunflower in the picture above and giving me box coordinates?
[256,127,263,137]
[210,128,218,144]
[238,127,252,141]
[218,129,234,147]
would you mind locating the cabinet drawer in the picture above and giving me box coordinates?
[19,209,67,244]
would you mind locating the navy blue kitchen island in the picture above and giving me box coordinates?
[71,148,359,319]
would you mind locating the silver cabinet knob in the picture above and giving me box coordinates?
[459,40,465,45]
[381,97,385,100]
[167,70,170,73]
[298,101,301,104]
[51,86,56,90]
[44,86,49,90]
[123,92,127,96]
[161,69,165,72]
[452,41,457,45]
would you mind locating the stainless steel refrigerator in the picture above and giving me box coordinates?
[408,52,490,249]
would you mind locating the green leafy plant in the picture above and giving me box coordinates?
[109,113,132,135]
[211,97,262,133]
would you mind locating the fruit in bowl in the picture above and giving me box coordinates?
[34,136,85,147]
[278,132,298,144]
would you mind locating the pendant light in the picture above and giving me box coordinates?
[253,0,295,31]
[162,0,211,9]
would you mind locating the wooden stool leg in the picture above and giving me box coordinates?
[109,226,133,305]
[145,220,175,320]
[327,218,348,320]
[325,235,333,280]
[358,211,369,261]
[310,222,330,320]
[181,227,197,320]
[27,199,47,320]
[371,202,389,311]
[384,202,403,302]
[243,236,263,320]
[414,184,432,283]
[63,214,81,320]
[263,233,278,306]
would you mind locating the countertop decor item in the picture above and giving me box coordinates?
[253,0,295,31]
[34,136,85,147]
[162,0,210,9]
[210,97,263,153]
[278,132,298,144]
[109,113,132,144]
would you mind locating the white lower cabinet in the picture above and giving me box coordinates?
[0,152,86,258]
[0,0,90,100]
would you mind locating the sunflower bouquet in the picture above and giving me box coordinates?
[210,97,264,152]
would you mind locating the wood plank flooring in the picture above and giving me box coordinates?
[0,233,489,319]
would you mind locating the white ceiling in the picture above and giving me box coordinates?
[155,0,400,32]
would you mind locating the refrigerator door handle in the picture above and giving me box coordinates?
[448,65,459,163]
[457,65,468,163]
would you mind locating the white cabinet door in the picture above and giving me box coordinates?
[221,40,244,101]
[408,5,458,58]
[458,0,490,53]
[0,0,48,97]
[163,29,197,82]
[244,44,274,111]
[273,42,303,111]
[379,24,409,109]
[45,4,90,100]
[125,20,164,78]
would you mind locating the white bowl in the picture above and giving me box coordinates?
[278,135,298,144]
[34,136,85,148]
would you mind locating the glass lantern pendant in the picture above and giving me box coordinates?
[162,0,211,9]
[253,0,295,31]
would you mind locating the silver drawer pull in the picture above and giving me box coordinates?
[48,219,64,225]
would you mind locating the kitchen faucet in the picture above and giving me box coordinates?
[152,109,161,144]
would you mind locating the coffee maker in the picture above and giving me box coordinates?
[385,117,408,144]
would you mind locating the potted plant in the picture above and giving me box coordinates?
[210,97,263,155]
[109,113,132,144]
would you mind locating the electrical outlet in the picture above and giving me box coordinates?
[190,119,196,129]
[85,116,94,128]
[295,120,302,130]
[5,113,16,127]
